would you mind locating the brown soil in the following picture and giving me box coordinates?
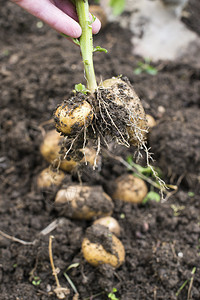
[0,1,200,300]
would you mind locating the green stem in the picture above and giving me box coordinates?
[75,0,97,93]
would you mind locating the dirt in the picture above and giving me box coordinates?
[0,1,200,300]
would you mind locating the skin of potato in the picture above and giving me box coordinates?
[37,167,65,189]
[40,130,98,172]
[54,100,93,135]
[93,216,121,236]
[82,234,125,268]
[113,174,148,204]
[55,186,113,220]
[101,78,147,145]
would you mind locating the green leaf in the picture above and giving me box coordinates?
[93,46,108,53]
[32,276,41,286]
[61,33,80,46]
[142,191,160,204]
[74,83,89,94]
[109,0,125,16]
[89,14,96,25]
[134,68,142,75]
[188,191,195,197]
[145,66,158,76]
[66,263,80,271]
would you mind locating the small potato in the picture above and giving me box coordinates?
[146,114,157,129]
[101,78,147,146]
[112,174,148,204]
[55,185,114,220]
[93,216,121,236]
[54,99,93,135]
[90,5,107,29]
[82,224,125,268]
[37,167,65,189]
[40,130,99,172]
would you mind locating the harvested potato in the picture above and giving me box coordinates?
[37,167,65,189]
[146,114,157,129]
[54,98,93,135]
[93,216,121,236]
[82,224,125,268]
[101,77,147,146]
[55,185,114,219]
[112,174,148,204]
[40,130,99,172]
[89,5,107,29]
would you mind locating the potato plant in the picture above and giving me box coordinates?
[54,0,148,168]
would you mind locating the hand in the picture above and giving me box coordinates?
[11,0,101,38]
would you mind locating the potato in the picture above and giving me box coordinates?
[40,130,99,172]
[89,5,107,29]
[146,114,157,129]
[112,174,148,204]
[54,99,93,135]
[101,77,147,146]
[55,185,114,220]
[93,216,121,236]
[82,224,125,268]
[37,167,65,189]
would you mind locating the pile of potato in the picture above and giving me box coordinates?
[37,128,150,268]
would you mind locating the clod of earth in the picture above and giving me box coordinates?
[112,174,148,203]
[82,224,125,268]
[55,185,114,220]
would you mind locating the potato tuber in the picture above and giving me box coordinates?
[55,185,114,220]
[93,216,121,236]
[54,98,93,135]
[100,77,147,146]
[37,167,65,189]
[82,224,125,268]
[146,114,157,129]
[112,174,148,204]
[40,130,99,172]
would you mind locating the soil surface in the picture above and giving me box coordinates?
[0,1,200,300]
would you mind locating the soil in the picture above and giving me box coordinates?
[0,1,200,300]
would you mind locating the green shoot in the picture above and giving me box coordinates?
[176,267,196,297]
[126,155,161,177]
[142,191,160,204]
[74,83,90,94]
[134,58,158,76]
[170,204,185,217]
[61,33,80,46]
[93,46,108,53]
[32,276,41,286]
[108,287,119,300]
[188,191,195,197]
[63,263,80,294]
[109,0,125,16]
[75,0,97,93]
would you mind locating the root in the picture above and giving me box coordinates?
[49,235,70,299]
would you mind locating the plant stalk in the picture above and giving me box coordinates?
[75,0,97,93]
